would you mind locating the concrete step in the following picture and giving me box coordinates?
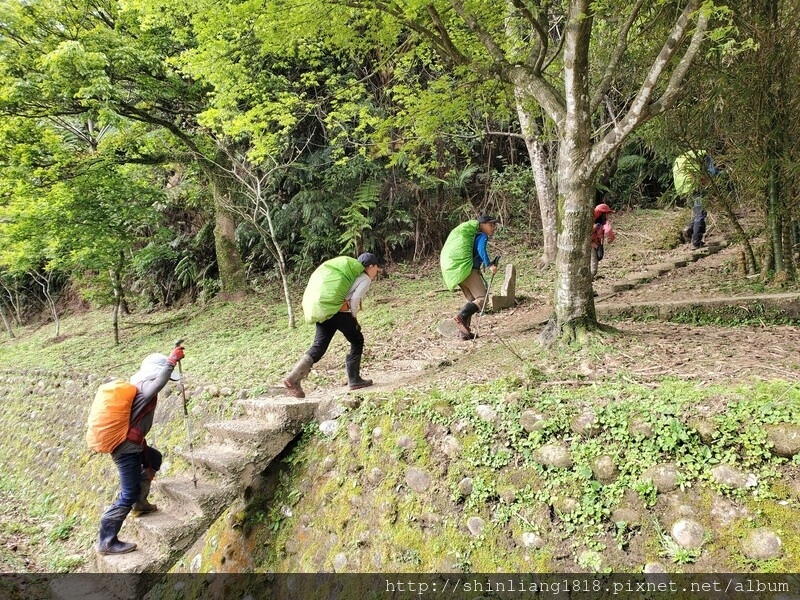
[126,507,200,553]
[204,415,286,445]
[178,443,251,478]
[156,476,233,515]
[50,575,125,600]
[50,573,164,600]
[238,396,318,428]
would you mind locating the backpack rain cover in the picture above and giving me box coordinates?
[302,256,365,324]
[440,220,479,291]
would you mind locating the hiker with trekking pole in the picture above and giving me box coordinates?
[440,215,500,341]
[86,343,185,555]
[283,252,385,398]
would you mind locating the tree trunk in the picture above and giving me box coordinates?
[719,200,757,275]
[515,100,557,265]
[768,163,784,274]
[540,173,597,343]
[109,253,125,345]
[262,204,296,328]
[209,170,248,297]
[30,270,60,338]
[0,302,13,339]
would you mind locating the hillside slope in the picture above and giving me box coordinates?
[1,207,799,578]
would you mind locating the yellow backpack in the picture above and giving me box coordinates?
[86,379,139,453]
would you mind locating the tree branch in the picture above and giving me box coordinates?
[590,0,645,113]
[508,0,549,72]
[587,0,705,171]
[449,0,512,70]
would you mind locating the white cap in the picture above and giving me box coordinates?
[130,353,181,385]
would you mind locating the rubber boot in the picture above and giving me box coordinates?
[454,302,479,338]
[131,478,157,515]
[346,354,373,390]
[97,518,136,555]
[283,355,313,398]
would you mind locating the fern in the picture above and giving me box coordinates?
[338,180,379,253]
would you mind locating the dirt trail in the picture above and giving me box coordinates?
[361,210,800,389]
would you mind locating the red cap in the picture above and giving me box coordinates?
[594,203,614,219]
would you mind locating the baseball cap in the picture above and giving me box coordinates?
[477,215,498,224]
[357,252,386,267]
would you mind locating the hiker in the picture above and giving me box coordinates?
[283,252,385,398]
[673,150,716,249]
[96,346,184,555]
[591,203,616,279]
[440,215,499,341]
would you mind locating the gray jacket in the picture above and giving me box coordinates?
[112,363,175,455]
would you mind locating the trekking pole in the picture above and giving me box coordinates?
[175,338,197,488]
[473,255,501,342]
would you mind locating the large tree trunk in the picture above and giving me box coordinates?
[208,167,248,297]
[539,0,598,343]
[541,172,597,343]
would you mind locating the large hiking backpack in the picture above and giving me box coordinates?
[86,379,149,453]
[440,220,479,291]
[302,256,365,324]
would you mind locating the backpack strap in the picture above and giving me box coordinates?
[125,397,158,445]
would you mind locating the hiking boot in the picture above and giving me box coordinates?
[454,302,479,336]
[346,354,373,390]
[453,315,471,336]
[131,479,157,516]
[459,331,476,341]
[283,355,313,398]
[97,518,137,555]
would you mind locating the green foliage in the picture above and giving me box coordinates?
[339,180,379,254]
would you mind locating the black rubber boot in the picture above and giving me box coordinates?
[97,518,136,555]
[346,354,373,390]
[454,302,479,337]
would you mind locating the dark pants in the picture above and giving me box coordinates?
[683,215,706,248]
[102,446,162,522]
[690,216,706,247]
[306,312,364,363]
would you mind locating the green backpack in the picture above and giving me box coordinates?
[302,256,365,324]
[440,220,478,291]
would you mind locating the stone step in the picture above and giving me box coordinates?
[125,507,200,553]
[92,545,170,599]
[50,573,164,600]
[238,396,318,428]
[178,443,251,478]
[156,475,233,514]
[50,576,125,600]
[653,264,673,276]
[204,415,286,445]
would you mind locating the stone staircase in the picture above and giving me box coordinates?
[50,396,317,600]
[604,240,727,295]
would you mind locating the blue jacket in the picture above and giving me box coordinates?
[472,232,492,269]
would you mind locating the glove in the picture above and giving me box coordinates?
[168,346,185,365]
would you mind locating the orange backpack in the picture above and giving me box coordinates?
[86,379,140,453]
